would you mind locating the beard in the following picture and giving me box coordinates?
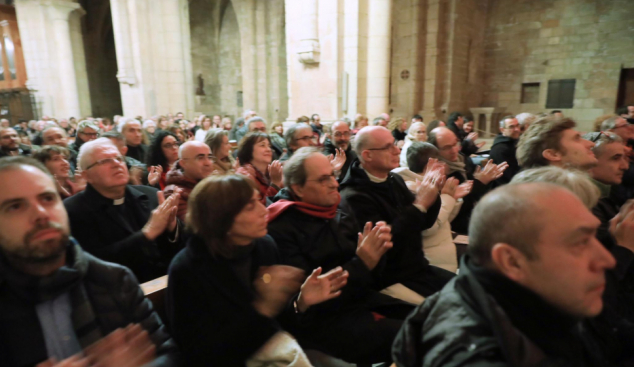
[0,221,69,265]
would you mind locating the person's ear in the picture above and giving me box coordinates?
[291,184,304,200]
[490,243,530,282]
[121,146,128,156]
[542,148,562,163]
[361,150,372,163]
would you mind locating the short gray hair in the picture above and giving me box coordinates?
[510,166,600,209]
[372,117,386,126]
[516,112,537,126]
[352,127,373,162]
[247,116,266,130]
[499,115,514,129]
[583,131,623,158]
[283,147,322,189]
[117,117,140,133]
[284,123,312,149]
[600,116,623,132]
[78,138,118,171]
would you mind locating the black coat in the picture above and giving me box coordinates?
[0,143,31,157]
[167,235,289,367]
[339,159,453,296]
[267,189,413,362]
[447,121,478,156]
[323,139,357,181]
[446,154,491,235]
[489,135,519,186]
[0,246,179,367]
[64,184,183,282]
[126,144,148,164]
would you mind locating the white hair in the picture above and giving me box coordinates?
[143,120,156,129]
[77,137,118,171]
[117,117,140,133]
[516,112,536,126]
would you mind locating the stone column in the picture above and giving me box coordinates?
[365,0,392,117]
[297,0,320,64]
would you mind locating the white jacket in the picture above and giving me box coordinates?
[392,167,463,273]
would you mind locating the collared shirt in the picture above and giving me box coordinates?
[35,291,82,360]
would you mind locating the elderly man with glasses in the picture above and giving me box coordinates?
[279,123,316,162]
[323,120,357,181]
[64,138,183,282]
[339,126,455,302]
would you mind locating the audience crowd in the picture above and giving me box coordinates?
[1,105,634,367]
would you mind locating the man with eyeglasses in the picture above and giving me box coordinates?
[323,120,357,180]
[68,120,100,164]
[280,123,316,162]
[64,138,183,282]
[268,147,414,363]
[164,141,214,221]
[340,126,455,301]
[600,115,634,206]
[490,116,522,186]
[428,127,507,235]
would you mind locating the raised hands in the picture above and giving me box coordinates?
[142,189,180,240]
[454,180,473,199]
[147,165,164,186]
[129,166,143,186]
[466,132,479,142]
[37,356,89,367]
[328,148,346,172]
[610,200,634,252]
[296,266,349,312]
[356,221,393,270]
[414,158,446,210]
[474,160,509,185]
[268,160,284,188]
[70,169,87,193]
[253,265,304,318]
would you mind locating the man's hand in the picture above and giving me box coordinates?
[129,166,143,186]
[454,180,473,200]
[466,132,479,142]
[297,266,349,312]
[414,162,444,210]
[37,356,89,367]
[253,265,304,318]
[610,200,634,252]
[356,221,393,270]
[142,190,179,240]
[269,160,284,188]
[473,160,508,185]
[84,324,156,367]
[147,166,163,186]
[328,148,346,172]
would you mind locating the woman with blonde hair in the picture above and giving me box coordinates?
[204,128,236,175]
[399,121,427,167]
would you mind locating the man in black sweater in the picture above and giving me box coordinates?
[120,118,148,163]
[340,126,454,298]
[490,116,521,186]
[323,120,357,180]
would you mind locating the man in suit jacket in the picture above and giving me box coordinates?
[64,138,183,282]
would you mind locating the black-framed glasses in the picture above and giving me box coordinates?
[86,156,126,170]
[333,132,351,138]
[306,174,337,186]
[295,135,315,142]
[588,131,604,143]
[80,132,99,138]
[162,142,181,149]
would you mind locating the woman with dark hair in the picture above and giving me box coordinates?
[167,174,348,366]
[205,128,235,174]
[145,130,180,189]
[236,132,283,205]
[166,124,185,143]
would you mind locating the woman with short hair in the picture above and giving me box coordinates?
[167,174,347,366]
[236,132,284,205]
[33,145,86,198]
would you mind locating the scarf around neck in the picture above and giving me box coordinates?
[267,197,340,223]
[439,154,467,181]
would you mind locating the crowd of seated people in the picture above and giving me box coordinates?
[2,106,634,367]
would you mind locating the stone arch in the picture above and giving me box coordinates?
[218,1,242,118]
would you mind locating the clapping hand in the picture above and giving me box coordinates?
[70,169,87,193]
[142,190,180,240]
[296,266,349,312]
[268,160,284,188]
[610,200,634,252]
[85,324,156,367]
[474,160,508,185]
[253,265,304,318]
[328,148,346,172]
[356,221,393,270]
[454,180,473,199]
[148,166,163,186]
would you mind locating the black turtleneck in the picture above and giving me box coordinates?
[126,144,147,163]
[467,260,600,366]
[227,243,256,291]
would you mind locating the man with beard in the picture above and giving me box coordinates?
[64,138,183,282]
[0,157,179,367]
[323,120,357,180]
[0,127,31,157]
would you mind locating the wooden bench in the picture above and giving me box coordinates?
[140,275,168,322]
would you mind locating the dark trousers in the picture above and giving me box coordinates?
[401,264,456,297]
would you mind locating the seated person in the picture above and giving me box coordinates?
[393,142,472,273]
[33,145,86,199]
[164,141,214,221]
[517,115,597,170]
[0,157,178,367]
[42,126,78,172]
[236,132,284,205]
[428,127,507,234]
[490,116,522,186]
[393,183,622,366]
[267,147,414,364]
[204,128,235,174]
[280,123,315,162]
[145,130,180,190]
[119,118,148,163]
[323,120,357,180]
[399,121,426,167]
[0,127,31,157]
[167,174,348,366]
[64,138,183,282]
[340,126,455,298]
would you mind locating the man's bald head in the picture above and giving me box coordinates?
[179,140,213,181]
[353,126,388,159]
[428,127,460,162]
[179,140,210,159]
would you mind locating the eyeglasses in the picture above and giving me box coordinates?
[333,132,351,138]
[80,132,99,138]
[181,154,213,162]
[295,135,315,142]
[588,131,605,143]
[306,174,337,186]
[368,143,399,152]
[86,156,126,170]
[162,142,181,149]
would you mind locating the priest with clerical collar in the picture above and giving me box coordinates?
[64,138,183,282]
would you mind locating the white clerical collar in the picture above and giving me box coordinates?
[113,197,125,205]
[363,168,388,183]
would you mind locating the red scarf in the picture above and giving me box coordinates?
[267,198,340,223]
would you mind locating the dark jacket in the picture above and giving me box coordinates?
[392,129,407,142]
[64,184,183,283]
[126,144,148,164]
[0,244,179,367]
[393,256,611,367]
[167,235,289,367]
[339,159,450,296]
[446,154,490,235]
[0,143,31,157]
[447,121,478,156]
[267,189,413,362]
[323,139,357,181]
[489,135,519,186]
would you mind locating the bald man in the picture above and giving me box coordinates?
[340,126,454,299]
[323,120,357,179]
[164,141,214,221]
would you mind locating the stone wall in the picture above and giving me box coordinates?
[482,0,634,131]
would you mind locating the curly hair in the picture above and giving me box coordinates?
[145,130,178,169]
